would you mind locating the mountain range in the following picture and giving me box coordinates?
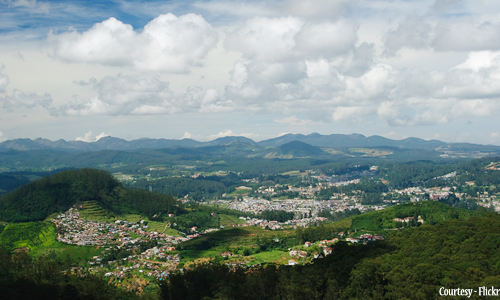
[1,133,498,153]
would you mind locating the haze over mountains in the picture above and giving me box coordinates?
[1,133,498,153]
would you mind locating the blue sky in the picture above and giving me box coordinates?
[1,0,500,144]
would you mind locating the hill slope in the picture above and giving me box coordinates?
[0,168,182,222]
[274,140,326,157]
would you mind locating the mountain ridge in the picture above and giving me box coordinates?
[0,133,498,153]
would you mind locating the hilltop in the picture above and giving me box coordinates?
[0,168,181,222]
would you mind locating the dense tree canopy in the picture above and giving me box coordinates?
[0,168,182,222]
[160,212,500,300]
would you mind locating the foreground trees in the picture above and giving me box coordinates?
[160,212,500,300]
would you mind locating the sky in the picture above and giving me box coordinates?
[1,0,500,144]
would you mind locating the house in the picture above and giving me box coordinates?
[304,241,312,247]
[219,251,233,257]
[393,217,414,223]
[288,260,298,266]
[323,247,333,255]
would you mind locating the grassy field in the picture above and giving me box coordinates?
[43,244,104,265]
[219,214,246,226]
[348,148,393,157]
[280,170,302,176]
[228,189,251,197]
[329,218,352,229]
[0,221,59,251]
[179,227,293,251]
[181,250,220,259]
[0,220,105,263]
[249,250,289,264]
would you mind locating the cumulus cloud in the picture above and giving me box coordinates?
[225,16,304,62]
[433,18,500,52]
[58,74,231,116]
[223,15,380,121]
[383,14,500,54]
[225,17,358,62]
[282,0,351,20]
[75,131,110,142]
[374,50,500,126]
[46,13,218,72]
[1,89,52,111]
[294,20,358,58]
[384,15,432,55]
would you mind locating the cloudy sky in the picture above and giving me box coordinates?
[1,0,500,144]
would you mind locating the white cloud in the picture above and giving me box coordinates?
[1,89,52,111]
[293,20,358,58]
[182,132,201,140]
[383,14,500,55]
[46,13,218,72]
[282,0,350,20]
[433,18,500,52]
[225,17,358,62]
[75,131,110,142]
[58,74,230,116]
[225,16,303,62]
[75,131,93,142]
[95,132,110,141]
[0,130,5,142]
[384,15,432,55]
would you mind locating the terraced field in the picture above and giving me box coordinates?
[0,221,58,251]
[78,200,115,222]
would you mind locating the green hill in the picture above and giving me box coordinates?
[350,201,481,231]
[159,212,500,300]
[0,168,183,222]
[276,141,326,157]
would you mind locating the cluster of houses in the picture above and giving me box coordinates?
[102,259,176,279]
[52,207,190,248]
[52,208,117,246]
[142,245,177,261]
[346,233,384,244]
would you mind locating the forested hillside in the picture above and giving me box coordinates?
[0,169,182,222]
[160,212,500,300]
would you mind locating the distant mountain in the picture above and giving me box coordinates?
[258,133,447,149]
[198,136,258,147]
[0,137,202,152]
[272,141,326,157]
[0,133,498,154]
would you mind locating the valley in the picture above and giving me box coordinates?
[1,136,500,299]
